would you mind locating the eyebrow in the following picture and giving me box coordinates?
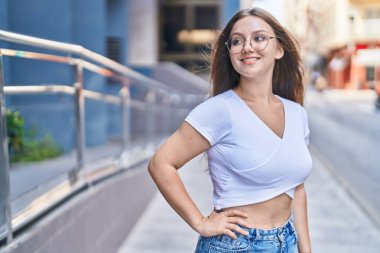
[230,29,269,36]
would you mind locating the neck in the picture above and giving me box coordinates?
[237,74,275,104]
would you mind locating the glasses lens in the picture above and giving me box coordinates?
[250,34,269,51]
[227,36,244,53]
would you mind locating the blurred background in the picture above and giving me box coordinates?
[0,0,379,252]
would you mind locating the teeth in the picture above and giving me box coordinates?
[242,57,259,63]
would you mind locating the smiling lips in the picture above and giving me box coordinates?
[241,56,260,64]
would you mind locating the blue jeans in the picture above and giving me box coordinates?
[194,214,298,253]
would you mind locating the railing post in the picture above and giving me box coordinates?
[163,94,171,136]
[72,60,85,182]
[169,94,180,134]
[145,90,156,151]
[120,87,131,153]
[0,50,13,243]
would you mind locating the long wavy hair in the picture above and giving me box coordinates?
[210,8,305,105]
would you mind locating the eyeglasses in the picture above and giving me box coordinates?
[225,34,276,54]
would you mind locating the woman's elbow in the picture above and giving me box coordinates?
[148,154,170,178]
[148,155,157,176]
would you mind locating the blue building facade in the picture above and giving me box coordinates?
[0,0,131,152]
[0,0,239,153]
[222,0,241,26]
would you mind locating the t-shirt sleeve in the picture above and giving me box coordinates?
[184,97,231,146]
[300,106,310,146]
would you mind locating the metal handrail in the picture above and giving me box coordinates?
[0,29,203,246]
[4,85,77,95]
[3,85,173,111]
[0,48,122,81]
[5,85,121,104]
[0,30,205,97]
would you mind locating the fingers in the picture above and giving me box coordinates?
[226,223,249,236]
[227,217,252,229]
[222,210,252,228]
[221,210,251,238]
[200,209,252,239]
[224,209,249,218]
[222,228,238,239]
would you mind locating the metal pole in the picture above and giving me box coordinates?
[0,29,197,97]
[146,91,156,150]
[120,87,131,153]
[163,94,172,136]
[72,60,85,182]
[169,94,180,134]
[0,50,13,243]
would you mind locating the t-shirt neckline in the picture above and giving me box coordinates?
[229,89,287,141]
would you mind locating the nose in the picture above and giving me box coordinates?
[242,39,255,53]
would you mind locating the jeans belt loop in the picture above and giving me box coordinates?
[255,229,261,240]
[277,228,285,253]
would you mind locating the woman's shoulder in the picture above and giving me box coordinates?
[185,90,234,146]
[276,94,304,111]
[205,89,234,101]
[198,89,234,108]
[186,89,234,124]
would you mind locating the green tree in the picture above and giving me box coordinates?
[6,109,63,163]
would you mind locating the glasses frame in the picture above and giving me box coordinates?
[224,34,277,54]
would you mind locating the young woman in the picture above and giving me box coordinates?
[148,8,312,253]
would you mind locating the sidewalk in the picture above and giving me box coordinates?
[117,88,380,252]
[118,145,380,253]
[116,144,380,253]
[117,154,213,253]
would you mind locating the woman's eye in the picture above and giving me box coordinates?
[231,38,243,46]
[253,35,266,42]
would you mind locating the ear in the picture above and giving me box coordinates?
[275,45,284,60]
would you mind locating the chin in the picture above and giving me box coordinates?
[238,70,260,79]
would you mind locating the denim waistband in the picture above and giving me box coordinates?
[241,214,296,241]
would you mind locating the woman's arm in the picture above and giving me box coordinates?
[292,183,312,253]
[148,122,250,238]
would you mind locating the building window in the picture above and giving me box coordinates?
[159,1,220,66]
[107,36,121,63]
[107,36,121,84]
[161,5,186,53]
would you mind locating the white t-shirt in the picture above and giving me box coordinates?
[184,89,313,210]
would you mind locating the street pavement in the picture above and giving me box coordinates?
[306,87,380,227]
[8,135,166,224]
[117,88,380,253]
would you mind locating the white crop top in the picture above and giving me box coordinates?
[184,89,313,210]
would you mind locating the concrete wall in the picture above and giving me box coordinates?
[2,162,157,253]
[128,0,158,66]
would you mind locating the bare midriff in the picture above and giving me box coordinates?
[220,193,292,229]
